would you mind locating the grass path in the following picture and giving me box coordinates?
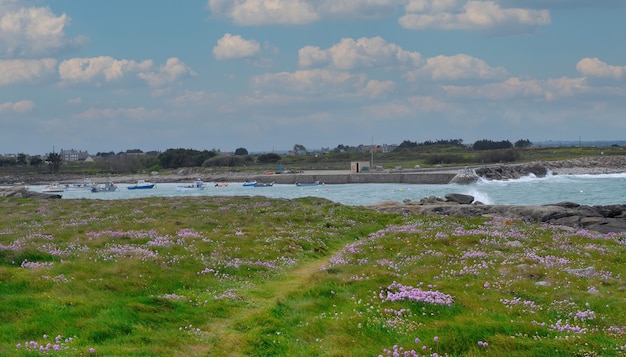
[201,256,329,356]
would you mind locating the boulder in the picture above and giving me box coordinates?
[0,187,62,199]
[444,193,474,204]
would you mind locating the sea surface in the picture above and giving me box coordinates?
[28,172,626,207]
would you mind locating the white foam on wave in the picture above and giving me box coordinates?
[465,188,493,205]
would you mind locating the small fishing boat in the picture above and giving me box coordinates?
[65,178,94,191]
[296,181,319,186]
[214,183,229,187]
[91,181,118,192]
[253,182,274,187]
[127,179,155,190]
[242,181,256,186]
[42,183,66,193]
[177,179,205,192]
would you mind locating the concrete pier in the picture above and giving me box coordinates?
[252,169,458,185]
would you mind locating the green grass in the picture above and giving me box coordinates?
[0,197,625,356]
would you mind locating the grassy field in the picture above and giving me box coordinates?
[1,196,625,356]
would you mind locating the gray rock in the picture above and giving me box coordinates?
[0,187,62,199]
[368,196,626,233]
[445,193,474,204]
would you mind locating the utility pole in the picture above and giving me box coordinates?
[370,136,374,169]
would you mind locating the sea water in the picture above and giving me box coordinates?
[28,172,626,207]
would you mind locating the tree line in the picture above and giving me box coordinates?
[0,139,535,173]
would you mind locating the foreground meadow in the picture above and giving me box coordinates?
[0,196,625,356]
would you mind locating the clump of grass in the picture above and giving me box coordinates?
[0,197,625,356]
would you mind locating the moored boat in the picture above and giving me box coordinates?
[65,178,94,191]
[177,179,205,192]
[91,181,118,192]
[42,183,66,193]
[296,181,319,186]
[253,182,274,187]
[214,183,229,187]
[127,180,155,190]
[242,181,256,186]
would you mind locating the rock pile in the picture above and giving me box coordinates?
[0,187,61,199]
[368,194,626,234]
[475,162,549,180]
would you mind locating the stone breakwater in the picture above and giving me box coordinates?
[368,193,626,234]
[252,170,457,185]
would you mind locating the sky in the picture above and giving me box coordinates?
[1,0,625,155]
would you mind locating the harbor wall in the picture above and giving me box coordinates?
[253,172,457,185]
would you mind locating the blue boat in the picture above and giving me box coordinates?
[127,179,155,190]
[242,181,257,186]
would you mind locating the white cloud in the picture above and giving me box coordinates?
[361,101,413,118]
[137,58,196,87]
[407,95,447,111]
[207,0,405,25]
[208,0,318,25]
[500,0,624,10]
[58,57,195,88]
[0,58,56,85]
[251,69,367,94]
[67,97,82,105]
[73,107,164,120]
[316,0,406,19]
[58,56,153,85]
[299,37,422,70]
[576,58,625,80]
[213,34,261,60]
[404,54,508,81]
[443,76,587,101]
[0,5,86,57]
[0,99,35,113]
[171,90,209,105]
[399,0,550,33]
[361,80,396,98]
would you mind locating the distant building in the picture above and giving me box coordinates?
[60,149,92,162]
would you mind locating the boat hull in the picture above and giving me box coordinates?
[296,181,319,186]
[127,185,155,190]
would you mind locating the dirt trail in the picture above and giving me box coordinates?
[202,257,329,356]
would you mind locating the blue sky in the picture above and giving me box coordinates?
[1,0,625,155]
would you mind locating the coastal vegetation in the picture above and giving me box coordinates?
[2,140,625,176]
[1,196,625,356]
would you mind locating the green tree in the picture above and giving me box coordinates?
[29,156,43,167]
[45,152,62,173]
[293,144,307,155]
[515,139,533,148]
[258,153,281,164]
[16,153,27,165]
[234,147,248,155]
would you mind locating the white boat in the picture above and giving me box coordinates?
[91,181,118,192]
[65,178,94,191]
[242,181,256,186]
[42,183,66,193]
[176,179,205,192]
[127,179,155,190]
[253,182,274,187]
[296,181,319,186]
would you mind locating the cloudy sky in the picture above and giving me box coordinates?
[1,0,625,155]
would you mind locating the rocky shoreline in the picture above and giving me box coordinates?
[368,194,626,234]
[367,156,626,233]
[2,156,626,233]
